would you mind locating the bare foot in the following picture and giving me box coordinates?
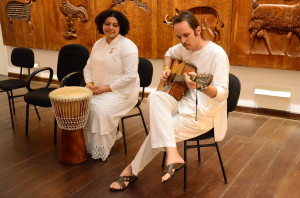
[110,165,134,191]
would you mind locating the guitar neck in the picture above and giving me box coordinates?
[173,74,213,83]
[173,75,186,82]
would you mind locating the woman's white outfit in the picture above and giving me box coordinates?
[84,34,140,161]
[131,41,230,175]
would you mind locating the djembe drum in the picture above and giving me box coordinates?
[49,86,92,165]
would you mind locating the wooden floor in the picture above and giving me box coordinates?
[1,79,300,198]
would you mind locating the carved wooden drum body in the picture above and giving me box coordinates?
[49,87,92,165]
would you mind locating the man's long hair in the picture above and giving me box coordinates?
[172,10,205,38]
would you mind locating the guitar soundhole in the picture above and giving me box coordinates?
[170,73,177,83]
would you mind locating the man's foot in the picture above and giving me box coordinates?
[162,162,186,183]
[110,165,136,191]
[162,147,185,183]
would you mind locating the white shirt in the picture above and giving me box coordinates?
[165,41,230,141]
[84,34,139,98]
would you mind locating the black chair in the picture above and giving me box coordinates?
[162,73,241,191]
[0,47,35,129]
[24,44,89,144]
[121,57,153,153]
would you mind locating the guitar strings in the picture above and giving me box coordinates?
[195,85,198,121]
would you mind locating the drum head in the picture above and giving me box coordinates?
[49,86,92,101]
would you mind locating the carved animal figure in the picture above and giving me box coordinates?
[110,0,151,16]
[164,7,224,43]
[249,0,300,55]
[6,0,37,34]
[60,0,89,39]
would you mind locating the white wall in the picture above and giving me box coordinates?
[230,65,300,113]
[0,25,8,75]
[148,60,300,114]
[1,44,299,114]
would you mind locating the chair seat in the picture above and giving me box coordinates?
[188,129,214,141]
[24,87,56,107]
[0,79,27,90]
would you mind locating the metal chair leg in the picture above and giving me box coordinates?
[137,106,148,135]
[215,142,228,184]
[121,118,127,154]
[34,105,41,120]
[162,151,166,168]
[25,103,29,135]
[197,140,201,161]
[184,141,187,191]
[6,91,15,130]
[10,90,16,114]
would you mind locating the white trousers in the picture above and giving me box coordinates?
[131,91,213,176]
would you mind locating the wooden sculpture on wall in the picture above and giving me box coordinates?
[6,0,37,34]
[164,7,224,43]
[60,0,89,39]
[110,0,151,16]
[249,0,300,56]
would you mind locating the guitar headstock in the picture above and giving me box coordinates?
[190,73,213,88]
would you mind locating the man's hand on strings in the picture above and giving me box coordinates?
[184,71,198,89]
[160,69,171,83]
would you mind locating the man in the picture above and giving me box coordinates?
[109,10,229,191]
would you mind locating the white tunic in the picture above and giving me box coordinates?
[130,42,230,175]
[83,34,140,160]
[147,41,229,149]
[164,41,229,141]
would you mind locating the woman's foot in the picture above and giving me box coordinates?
[161,148,185,183]
[110,165,136,191]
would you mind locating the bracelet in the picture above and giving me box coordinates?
[164,66,171,70]
[197,84,208,91]
[86,82,94,87]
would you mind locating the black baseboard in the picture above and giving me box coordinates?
[235,106,300,120]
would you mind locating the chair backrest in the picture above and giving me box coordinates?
[11,47,34,69]
[227,73,241,113]
[56,44,89,85]
[138,57,153,88]
[11,47,34,79]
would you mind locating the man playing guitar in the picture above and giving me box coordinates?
[110,10,229,191]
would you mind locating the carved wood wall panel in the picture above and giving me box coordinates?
[0,0,231,59]
[43,0,96,50]
[0,0,157,58]
[2,0,298,71]
[0,0,46,49]
[96,0,158,58]
[157,0,233,58]
[230,0,300,70]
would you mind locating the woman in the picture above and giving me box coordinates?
[83,9,140,161]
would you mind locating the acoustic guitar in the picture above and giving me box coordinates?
[157,59,213,101]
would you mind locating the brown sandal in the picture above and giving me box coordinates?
[162,162,187,183]
[110,175,137,192]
